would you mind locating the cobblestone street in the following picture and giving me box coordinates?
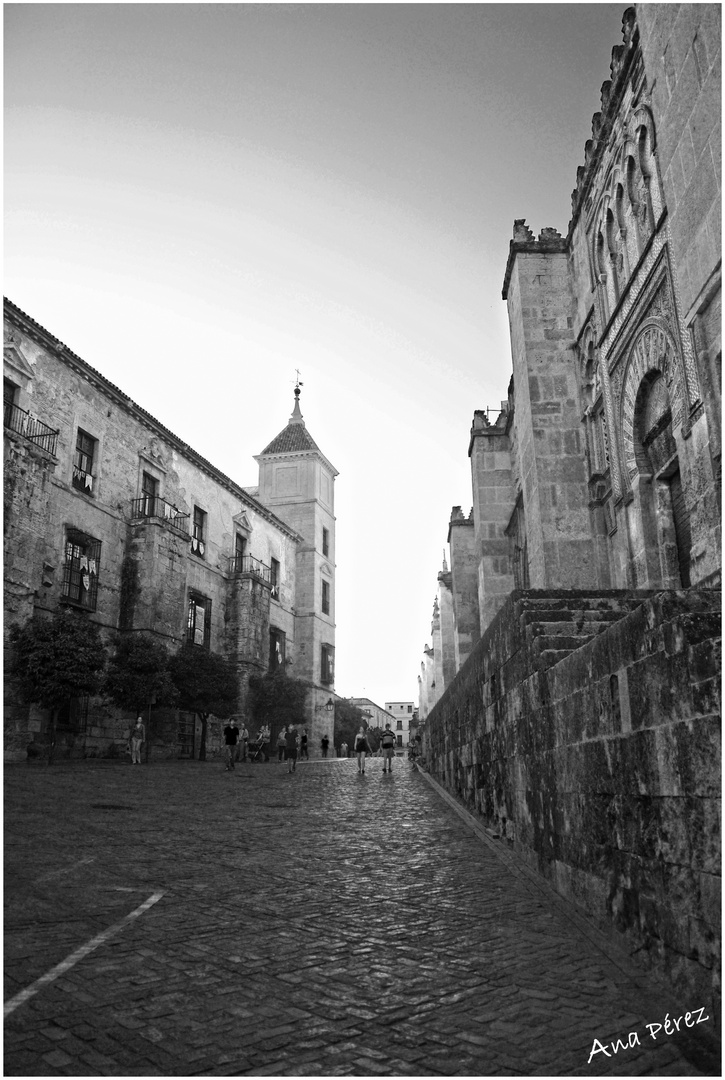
[4,757,720,1076]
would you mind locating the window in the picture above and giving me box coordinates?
[322,527,329,556]
[4,379,18,426]
[322,580,330,615]
[270,557,280,600]
[407,705,412,713]
[187,593,211,648]
[234,533,247,571]
[57,696,89,733]
[321,644,334,686]
[396,735,403,748]
[62,530,101,611]
[396,721,403,730]
[269,627,286,671]
[191,506,206,557]
[140,471,159,517]
[73,429,96,494]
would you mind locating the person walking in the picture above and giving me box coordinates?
[380,723,396,773]
[239,722,250,762]
[320,735,330,758]
[223,719,240,771]
[129,716,145,765]
[258,723,270,762]
[286,724,300,773]
[299,728,309,760]
[276,727,287,762]
[353,725,370,774]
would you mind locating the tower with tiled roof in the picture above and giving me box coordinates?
[255,384,338,741]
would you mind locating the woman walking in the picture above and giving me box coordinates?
[353,725,370,774]
[129,716,145,765]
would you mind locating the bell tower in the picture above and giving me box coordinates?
[255,383,338,735]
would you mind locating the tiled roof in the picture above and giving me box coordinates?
[260,424,320,455]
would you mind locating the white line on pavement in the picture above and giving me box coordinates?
[3,890,165,1018]
[34,855,96,883]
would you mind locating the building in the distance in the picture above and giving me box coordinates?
[348,697,395,735]
[4,299,338,760]
[384,700,416,750]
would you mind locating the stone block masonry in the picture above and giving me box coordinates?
[424,586,721,1014]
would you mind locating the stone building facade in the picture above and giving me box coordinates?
[4,299,338,760]
[421,6,720,1008]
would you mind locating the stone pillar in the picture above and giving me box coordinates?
[437,568,456,692]
[469,411,516,636]
[448,507,480,671]
[502,223,598,588]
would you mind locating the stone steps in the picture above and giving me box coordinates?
[517,592,653,672]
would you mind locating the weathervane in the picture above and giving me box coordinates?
[295,369,303,390]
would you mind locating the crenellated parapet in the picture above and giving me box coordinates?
[568,7,639,235]
[502,221,567,300]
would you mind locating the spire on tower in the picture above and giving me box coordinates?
[291,371,304,425]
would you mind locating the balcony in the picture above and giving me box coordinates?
[4,401,59,456]
[228,554,273,586]
[130,495,190,533]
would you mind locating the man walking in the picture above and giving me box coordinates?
[223,719,240,771]
[380,723,396,773]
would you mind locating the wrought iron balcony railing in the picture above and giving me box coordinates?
[228,554,273,585]
[130,495,190,533]
[4,401,59,456]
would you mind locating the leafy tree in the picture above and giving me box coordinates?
[247,669,308,745]
[334,699,367,754]
[9,608,107,764]
[104,634,178,759]
[169,646,239,760]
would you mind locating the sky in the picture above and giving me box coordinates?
[5,2,626,708]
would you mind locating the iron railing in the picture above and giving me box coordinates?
[4,401,59,456]
[130,496,190,533]
[228,554,273,584]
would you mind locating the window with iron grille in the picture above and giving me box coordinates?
[191,506,206,558]
[321,643,334,686]
[322,527,329,556]
[57,695,89,733]
[270,557,280,600]
[396,721,403,730]
[322,580,330,615]
[187,592,211,648]
[62,530,101,610]
[72,429,96,495]
[269,627,286,671]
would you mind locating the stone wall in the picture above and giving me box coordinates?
[424,587,721,1011]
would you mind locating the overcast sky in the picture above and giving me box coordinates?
[5,2,626,709]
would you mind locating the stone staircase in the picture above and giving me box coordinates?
[515,590,657,670]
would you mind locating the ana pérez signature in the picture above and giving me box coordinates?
[588,1007,710,1064]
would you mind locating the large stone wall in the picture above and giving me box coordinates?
[424,587,721,1011]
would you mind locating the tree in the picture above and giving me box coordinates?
[334,699,367,753]
[168,647,239,761]
[103,634,178,759]
[10,608,107,764]
[247,669,308,745]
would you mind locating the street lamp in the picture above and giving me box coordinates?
[315,697,334,712]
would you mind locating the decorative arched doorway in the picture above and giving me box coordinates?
[621,323,692,588]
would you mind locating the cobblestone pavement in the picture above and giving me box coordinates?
[4,757,720,1076]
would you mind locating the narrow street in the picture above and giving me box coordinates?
[4,757,719,1076]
